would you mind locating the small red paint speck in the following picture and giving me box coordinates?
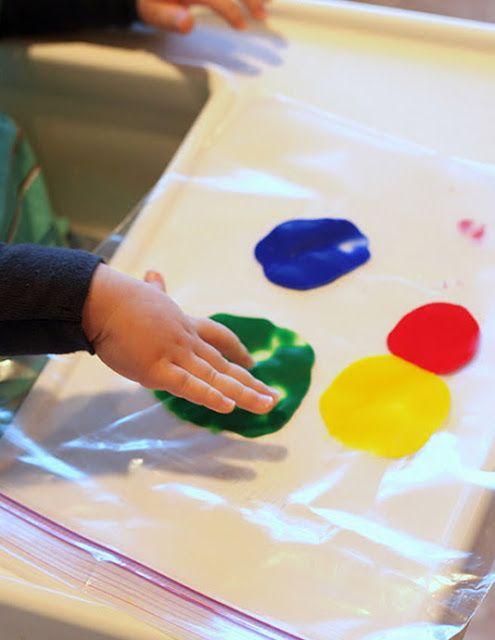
[472,225,486,240]
[459,219,473,233]
[458,219,486,242]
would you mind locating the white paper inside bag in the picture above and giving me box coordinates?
[1,94,495,640]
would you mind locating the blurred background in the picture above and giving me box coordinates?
[352,0,495,21]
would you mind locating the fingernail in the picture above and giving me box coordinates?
[222,398,236,412]
[269,387,281,399]
[144,270,166,291]
[259,394,274,409]
[145,270,161,281]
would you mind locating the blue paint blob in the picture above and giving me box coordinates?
[254,218,371,290]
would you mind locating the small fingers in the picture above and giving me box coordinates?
[195,318,254,369]
[195,340,280,403]
[138,0,194,33]
[187,0,246,29]
[180,353,275,414]
[226,360,280,401]
[240,0,266,20]
[160,364,236,413]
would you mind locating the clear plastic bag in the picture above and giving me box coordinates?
[1,91,495,640]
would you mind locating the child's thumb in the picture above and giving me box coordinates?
[144,270,167,292]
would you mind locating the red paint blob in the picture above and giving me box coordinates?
[387,303,480,374]
[458,219,486,241]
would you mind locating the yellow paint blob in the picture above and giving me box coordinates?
[320,355,451,458]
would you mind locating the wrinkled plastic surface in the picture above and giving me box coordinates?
[1,92,495,640]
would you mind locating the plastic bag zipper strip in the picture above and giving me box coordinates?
[0,491,306,640]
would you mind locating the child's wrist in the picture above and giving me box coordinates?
[82,263,118,345]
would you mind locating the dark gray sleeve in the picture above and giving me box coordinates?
[0,243,103,355]
[0,0,139,37]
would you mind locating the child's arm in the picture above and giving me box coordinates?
[0,242,103,355]
[0,243,278,414]
[82,263,278,414]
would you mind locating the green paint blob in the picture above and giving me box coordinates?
[154,314,315,438]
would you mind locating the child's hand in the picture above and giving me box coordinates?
[83,264,279,414]
[136,0,267,35]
